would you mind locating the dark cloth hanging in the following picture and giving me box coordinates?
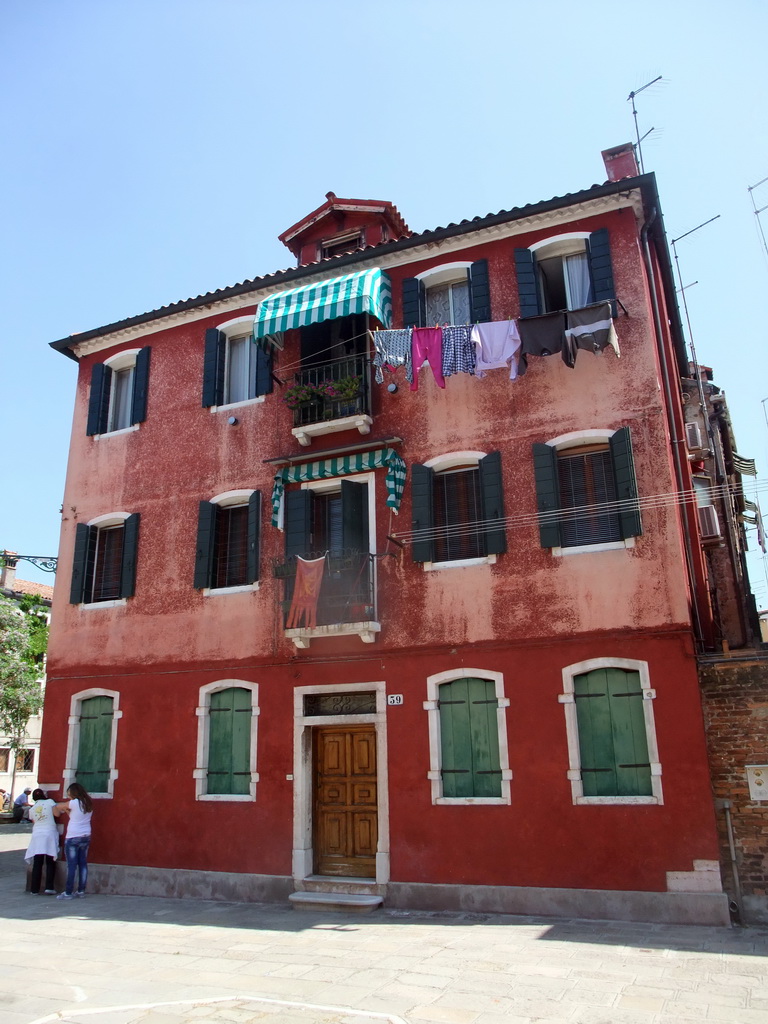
[565,301,620,356]
[517,311,572,375]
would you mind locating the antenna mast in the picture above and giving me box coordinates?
[627,76,662,173]
[748,174,768,265]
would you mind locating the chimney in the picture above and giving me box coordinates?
[0,551,17,590]
[602,143,640,182]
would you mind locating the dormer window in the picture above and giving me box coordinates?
[320,231,364,261]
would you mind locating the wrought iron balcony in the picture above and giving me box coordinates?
[288,354,373,446]
[272,549,377,628]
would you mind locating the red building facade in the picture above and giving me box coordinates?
[42,146,737,924]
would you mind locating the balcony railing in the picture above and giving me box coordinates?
[291,354,371,428]
[272,549,376,627]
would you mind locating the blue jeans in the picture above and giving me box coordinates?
[64,836,90,895]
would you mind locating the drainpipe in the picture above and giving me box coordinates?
[640,210,704,644]
[716,798,743,924]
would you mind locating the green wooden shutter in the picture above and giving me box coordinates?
[70,523,93,603]
[588,228,616,304]
[120,513,140,598]
[76,695,113,792]
[439,677,501,798]
[479,451,506,555]
[254,344,273,397]
[402,277,425,328]
[514,248,540,318]
[341,480,369,554]
[86,363,111,436]
[532,443,562,547]
[469,259,491,322]
[194,501,217,589]
[574,668,651,797]
[610,426,642,539]
[411,463,435,563]
[207,687,251,795]
[131,347,151,425]
[246,491,261,584]
[202,329,226,407]
[285,489,313,557]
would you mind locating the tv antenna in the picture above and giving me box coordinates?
[748,175,768,265]
[627,76,662,173]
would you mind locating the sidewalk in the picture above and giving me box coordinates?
[1,825,767,1024]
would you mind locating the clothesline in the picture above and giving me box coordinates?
[372,302,620,391]
[390,479,765,546]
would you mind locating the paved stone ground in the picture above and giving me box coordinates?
[1,825,767,1024]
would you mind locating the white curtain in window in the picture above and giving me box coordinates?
[425,284,451,325]
[111,368,134,431]
[227,338,248,404]
[564,252,592,310]
[426,280,471,325]
[451,281,471,325]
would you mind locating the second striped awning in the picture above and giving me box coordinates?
[271,447,406,527]
[253,267,392,341]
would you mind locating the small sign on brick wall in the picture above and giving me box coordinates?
[746,765,768,801]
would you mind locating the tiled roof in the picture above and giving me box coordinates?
[4,579,54,601]
[51,173,656,357]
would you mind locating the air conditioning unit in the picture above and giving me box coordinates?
[685,422,703,450]
[698,504,721,540]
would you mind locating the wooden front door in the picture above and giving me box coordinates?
[313,725,377,877]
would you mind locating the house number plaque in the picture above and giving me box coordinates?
[387,694,404,706]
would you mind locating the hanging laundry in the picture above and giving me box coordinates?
[441,325,476,378]
[470,320,521,380]
[286,556,326,630]
[411,327,446,391]
[372,328,413,384]
[565,301,620,357]
[517,311,571,375]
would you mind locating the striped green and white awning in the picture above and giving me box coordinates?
[271,447,406,527]
[253,268,392,341]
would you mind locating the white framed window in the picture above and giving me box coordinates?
[529,233,593,313]
[413,451,505,569]
[204,316,268,411]
[87,348,151,437]
[194,681,259,801]
[534,429,640,556]
[63,688,122,798]
[424,668,512,805]
[70,512,140,607]
[559,658,663,806]
[417,263,473,326]
[194,489,261,594]
[281,472,379,645]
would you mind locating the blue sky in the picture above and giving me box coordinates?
[2,0,768,604]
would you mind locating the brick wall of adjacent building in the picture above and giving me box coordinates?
[699,656,768,924]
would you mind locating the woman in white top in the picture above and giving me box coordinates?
[25,788,60,894]
[55,783,93,900]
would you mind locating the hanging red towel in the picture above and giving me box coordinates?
[286,556,326,629]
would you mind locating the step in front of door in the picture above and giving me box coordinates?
[299,874,385,897]
[289,891,383,914]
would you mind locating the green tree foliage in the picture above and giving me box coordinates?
[0,594,45,756]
